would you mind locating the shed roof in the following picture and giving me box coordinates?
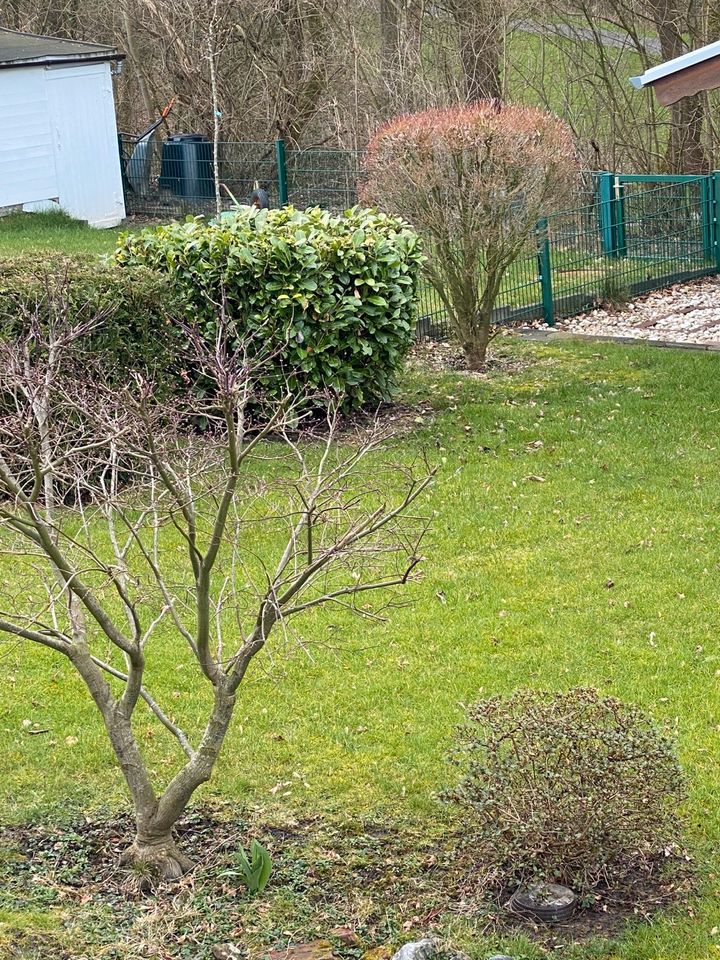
[630,39,720,105]
[0,27,123,69]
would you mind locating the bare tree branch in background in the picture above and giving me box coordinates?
[532,0,716,172]
[4,0,720,166]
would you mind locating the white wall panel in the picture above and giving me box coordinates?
[0,66,58,207]
[45,62,125,226]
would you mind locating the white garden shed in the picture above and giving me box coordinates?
[0,28,126,227]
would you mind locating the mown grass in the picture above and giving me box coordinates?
[0,211,126,256]
[3,338,720,958]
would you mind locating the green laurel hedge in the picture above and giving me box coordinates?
[116,205,424,409]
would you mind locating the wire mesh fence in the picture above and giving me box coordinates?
[417,175,718,340]
[118,135,360,217]
[285,148,361,211]
[116,136,720,340]
[118,135,281,217]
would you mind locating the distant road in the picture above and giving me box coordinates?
[513,19,662,58]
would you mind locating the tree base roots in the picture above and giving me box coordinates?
[120,835,193,890]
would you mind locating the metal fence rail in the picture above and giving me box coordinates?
[417,174,719,339]
[118,135,360,216]
[116,137,720,338]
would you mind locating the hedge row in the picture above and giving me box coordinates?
[0,254,183,393]
[116,205,424,408]
[1,206,423,411]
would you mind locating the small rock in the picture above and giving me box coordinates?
[266,941,335,960]
[390,940,435,960]
[212,946,243,960]
[330,927,361,947]
[487,956,515,960]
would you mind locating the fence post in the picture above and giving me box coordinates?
[709,172,720,271]
[598,172,626,257]
[275,138,288,205]
[537,217,555,326]
[598,172,615,256]
[700,176,714,263]
[614,177,627,257]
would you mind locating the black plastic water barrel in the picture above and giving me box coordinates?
[159,135,214,200]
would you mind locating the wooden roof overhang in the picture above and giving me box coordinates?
[630,40,720,106]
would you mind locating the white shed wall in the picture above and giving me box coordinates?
[44,62,125,227]
[0,60,125,227]
[0,65,58,207]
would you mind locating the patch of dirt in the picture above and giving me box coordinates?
[332,400,437,438]
[406,336,536,376]
[0,807,694,959]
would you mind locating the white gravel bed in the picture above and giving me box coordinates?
[557,276,720,346]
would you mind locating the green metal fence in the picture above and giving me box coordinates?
[416,173,719,339]
[116,136,720,338]
[118,135,360,216]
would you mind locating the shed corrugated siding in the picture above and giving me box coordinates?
[0,66,58,207]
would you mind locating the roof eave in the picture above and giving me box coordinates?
[0,51,124,69]
[630,39,720,90]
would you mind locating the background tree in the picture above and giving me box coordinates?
[361,102,578,368]
[3,0,719,168]
[0,307,432,884]
[447,0,512,103]
[530,0,717,172]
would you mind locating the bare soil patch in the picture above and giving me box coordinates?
[406,337,535,376]
[0,808,693,959]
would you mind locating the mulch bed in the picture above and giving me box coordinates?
[0,806,694,959]
[406,336,535,376]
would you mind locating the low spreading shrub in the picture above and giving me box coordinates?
[116,205,424,410]
[444,687,686,893]
[0,255,184,392]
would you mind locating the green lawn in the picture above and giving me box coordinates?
[0,210,127,256]
[3,338,720,958]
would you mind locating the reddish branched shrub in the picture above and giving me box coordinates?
[361,103,579,368]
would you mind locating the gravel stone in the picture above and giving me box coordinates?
[390,940,436,960]
[557,276,720,346]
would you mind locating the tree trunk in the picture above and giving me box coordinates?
[71,647,196,884]
[463,318,491,370]
[121,3,155,125]
[456,0,502,103]
[120,822,194,885]
[119,685,237,884]
[380,0,402,117]
[648,0,708,172]
[666,95,707,173]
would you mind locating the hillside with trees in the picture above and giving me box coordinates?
[2,0,718,172]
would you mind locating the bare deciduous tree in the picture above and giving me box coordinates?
[0,309,432,884]
[533,0,717,172]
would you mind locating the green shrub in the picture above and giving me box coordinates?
[0,254,184,392]
[116,205,424,410]
[444,687,686,893]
